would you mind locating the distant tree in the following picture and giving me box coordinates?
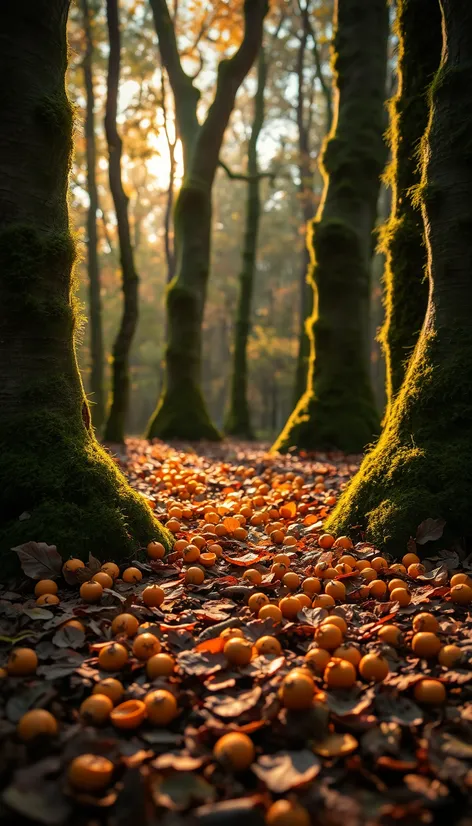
[0,0,171,573]
[103,0,140,443]
[146,0,268,441]
[80,0,106,432]
[327,0,472,552]
[273,0,389,454]
[379,0,442,414]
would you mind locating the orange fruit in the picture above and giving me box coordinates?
[166,519,181,533]
[101,562,120,580]
[185,566,205,584]
[333,644,361,667]
[388,578,407,592]
[224,637,253,666]
[208,543,223,558]
[283,572,300,591]
[98,642,128,671]
[110,699,146,729]
[338,555,356,567]
[271,562,288,580]
[412,613,439,633]
[318,534,335,549]
[191,535,206,549]
[304,647,331,673]
[355,560,371,572]
[258,604,283,622]
[322,615,347,633]
[335,563,352,575]
[122,567,143,584]
[62,559,85,575]
[183,544,200,563]
[411,632,441,658]
[391,587,411,606]
[266,799,310,826]
[144,689,177,725]
[133,633,161,660]
[213,732,255,771]
[315,623,343,650]
[402,552,420,567]
[200,551,217,567]
[450,573,472,587]
[297,593,312,609]
[359,653,389,682]
[93,678,124,704]
[7,647,38,676]
[438,644,462,667]
[273,554,291,567]
[173,539,188,555]
[451,584,472,604]
[312,594,335,609]
[280,670,314,709]
[34,579,58,597]
[377,624,402,646]
[334,536,353,550]
[220,627,245,640]
[17,709,58,741]
[111,613,139,637]
[324,580,346,601]
[371,556,388,572]
[80,581,103,603]
[279,596,301,620]
[243,569,262,585]
[68,754,114,791]
[248,592,269,613]
[389,563,407,575]
[303,577,322,595]
[147,542,166,560]
[324,657,356,689]
[92,572,113,590]
[80,693,113,725]
[369,579,387,599]
[408,563,425,579]
[255,636,282,656]
[361,567,377,582]
[36,594,60,606]
[414,679,446,705]
[142,585,165,608]
[63,619,85,633]
[147,653,175,678]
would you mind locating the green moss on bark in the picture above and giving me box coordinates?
[327,0,472,554]
[273,0,388,454]
[379,0,442,412]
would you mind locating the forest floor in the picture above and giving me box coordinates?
[1,439,472,826]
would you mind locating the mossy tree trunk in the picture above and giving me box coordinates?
[224,48,267,439]
[103,0,139,444]
[0,0,172,575]
[293,0,332,407]
[147,0,268,441]
[327,0,472,554]
[81,0,105,433]
[379,0,442,414]
[273,0,388,454]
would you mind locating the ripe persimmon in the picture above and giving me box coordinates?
[334,536,353,550]
[34,579,58,597]
[411,632,441,658]
[122,567,143,584]
[371,556,388,572]
[93,678,124,704]
[213,732,255,771]
[147,541,166,560]
[451,584,472,604]
[402,552,420,567]
[62,559,85,575]
[283,571,300,590]
[279,596,301,620]
[80,581,103,603]
[322,615,348,634]
[183,544,200,563]
[111,613,139,637]
[312,594,335,609]
[280,670,314,709]
[388,578,408,592]
[144,689,177,725]
[377,624,402,646]
[147,653,175,678]
[17,709,58,741]
[305,647,331,673]
[142,585,165,607]
[359,653,389,682]
[408,563,425,579]
[414,679,446,705]
[412,613,439,633]
[185,566,205,585]
[273,554,291,567]
[80,693,113,725]
[315,623,343,650]
[101,562,120,580]
[438,644,462,667]
[68,754,114,791]
[132,633,161,660]
[110,699,146,729]
[450,573,472,587]
[361,567,377,582]
[255,636,282,656]
[36,594,60,606]
[258,604,283,622]
[243,569,263,585]
[318,534,335,549]
[266,800,310,826]
[224,637,253,666]
[248,592,269,613]
[220,627,245,640]
[369,580,388,599]
[390,587,411,606]
[92,572,113,590]
[7,647,38,676]
[302,577,322,595]
[324,580,346,601]
[98,643,128,671]
[324,658,357,689]
[333,644,361,667]
[63,619,86,633]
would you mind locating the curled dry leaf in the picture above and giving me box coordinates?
[416,518,446,545]
[252,749,321,792]
[12,541,62,580]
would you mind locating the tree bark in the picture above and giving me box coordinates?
[225,48,267,439]
[81,0,106,433]
[147,0,268,441]
[273,0,388,454]
[379,0,442,415]
[327,0,472,553]
[103,0,139,443]
[0,0,171,574]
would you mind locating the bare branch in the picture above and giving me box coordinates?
[218,159,276,184]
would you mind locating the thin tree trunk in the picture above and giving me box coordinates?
[225,48,267,439]
[81,0,105,433]
[273,0,389,454]
[103,0,139,443]
[379,0,442,414]
[328,0,472,553]
[0,0,171,574]
[147,0,268,441]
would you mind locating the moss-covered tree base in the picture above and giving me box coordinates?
[147,382,221,442]
[0,410,173,577]
[326,330,472,555]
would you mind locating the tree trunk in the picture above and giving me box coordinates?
[327,0,472,553]
[0,0,171,574]
[379,0,442,413]
[147,0,268,441]
[103,0,139,443]
[273,0,388,454]
[81,0,105,433]
[225,48,267,439]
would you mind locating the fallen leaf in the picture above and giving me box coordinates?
[416,518,446,545]
[252,750,320,792]
[12,542,62,580]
